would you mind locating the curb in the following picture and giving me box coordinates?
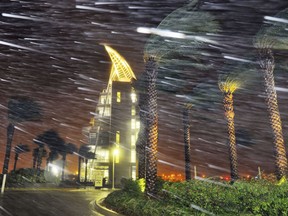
[94,198,125,216]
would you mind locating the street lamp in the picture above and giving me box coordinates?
[112,148,119,190]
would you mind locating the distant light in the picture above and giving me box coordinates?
[49,164,60,177]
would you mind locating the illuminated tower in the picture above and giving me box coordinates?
[81,46,139,187]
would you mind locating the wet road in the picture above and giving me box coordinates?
[0,188,111,216]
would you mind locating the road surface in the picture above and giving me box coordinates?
[0,188,111,216]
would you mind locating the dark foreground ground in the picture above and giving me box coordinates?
[0,188,110,216]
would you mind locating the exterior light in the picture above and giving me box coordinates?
[51,165,59,177]
[113,148,119,156]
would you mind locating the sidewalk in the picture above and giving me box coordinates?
[93,189,125,216]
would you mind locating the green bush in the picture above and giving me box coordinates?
[4,168,47,185]
[105,178,288,216]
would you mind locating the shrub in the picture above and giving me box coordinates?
[121,178,142,195]
[105,178,288,216]
[6,168,47,186]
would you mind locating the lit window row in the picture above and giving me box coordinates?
[97,107,110,116]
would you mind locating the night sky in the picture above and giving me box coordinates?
[1,0,288,178]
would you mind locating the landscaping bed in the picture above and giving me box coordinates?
[104,179,288,216]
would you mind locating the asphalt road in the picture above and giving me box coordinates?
[0,188,111,216]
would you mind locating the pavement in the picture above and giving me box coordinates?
[0,187,124,216]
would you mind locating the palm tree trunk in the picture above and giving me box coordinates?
[46,157,50,171]
[13,153,19,171]
[223,92,238,181]
[145,57,158,195]
[259,48,288,180]
[136,92,147,179]
[3,123,15,174]
[183,106,191,181]
[37,146,44,176]
[33,154,37,169]
[61,154,66,181]
[84,159,88,188]
[78,156,81,182]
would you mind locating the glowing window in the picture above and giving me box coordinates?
[131,107,136,116]
[100,96,106,104]
[116,131,120,143]
[131,119,136,129]
[131,149,136,163]
[97,107,110,116]
[131,135,135,146]
[96,149,109,162]
[131,93,137,103]
[132,166,136,180]
[117,92,121,102]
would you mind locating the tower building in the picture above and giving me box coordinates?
[81,46,139,187]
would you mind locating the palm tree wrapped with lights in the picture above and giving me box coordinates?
[141,0,219,194]
[183,103,193,180]
[219,75,242,181]
[254,8,288,180]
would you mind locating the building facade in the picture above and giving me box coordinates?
[81,46,139,187]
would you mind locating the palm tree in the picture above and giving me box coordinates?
[134,74,148,180]
[3,97,41,174]
[218,76,242,181]
[254,8,288,180]
[142,0,219,194]
[32,146,47,175]
[35,129,65,152]
[36,147,47,175]
[143,56,159,195]
[34,141,46,175]
[183,103,193,181]
[78,145,95,186]
[59,143,77,181]
[13,144,30,171]
[34,129,65,175]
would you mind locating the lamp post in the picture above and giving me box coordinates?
[112,149,119,190]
